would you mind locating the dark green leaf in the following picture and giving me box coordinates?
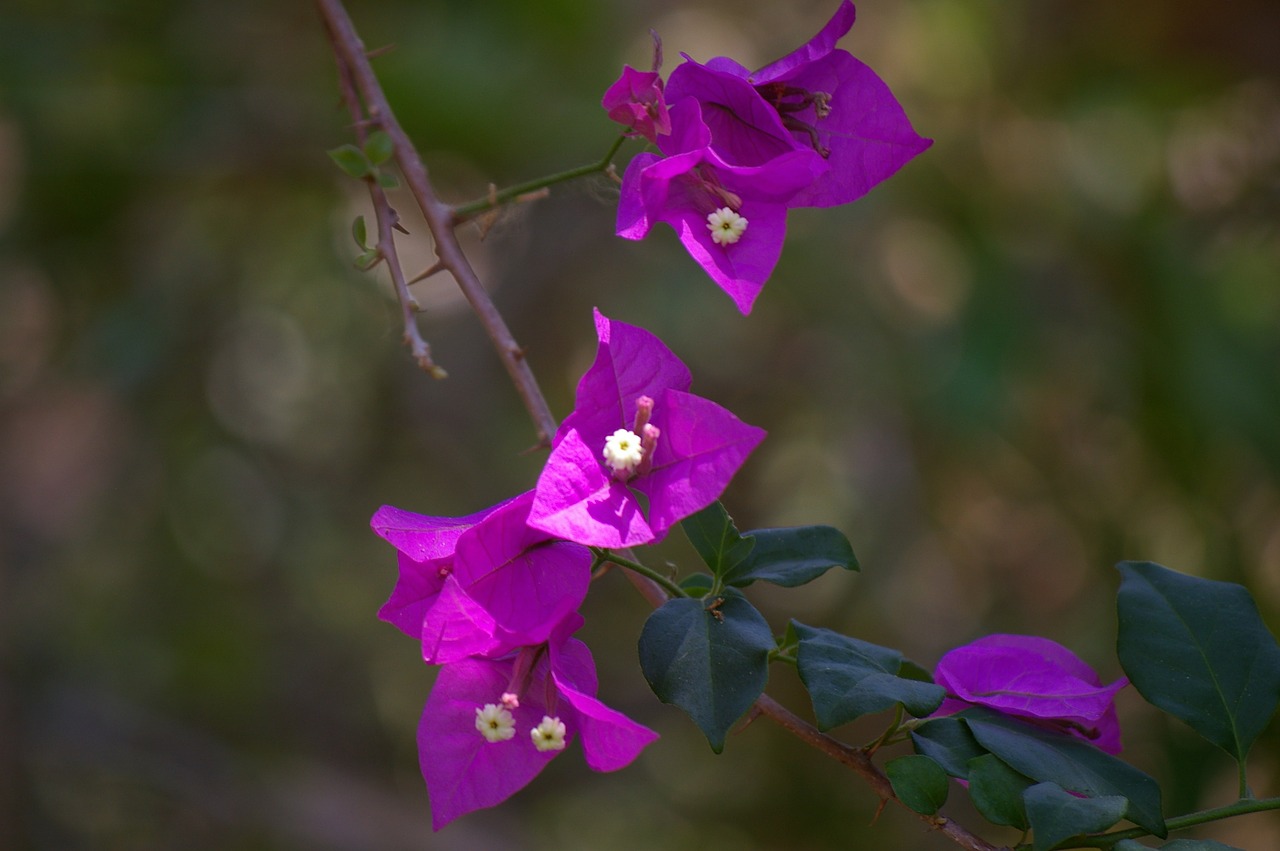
[794,621,946,728]
[678,572,713,597]
[886,755,949,814]
[1116,561,1280,763]
[680,501,754,581]
[638,589,773,752]
[967,754,1032,829]
[1157,841,1246,850]
[351,214,368,249]
[963,708,1166,837]
[328,144,372,179]
[1024,781,1128,851]
[362,130,394,165]
[899,658,936,683]
[723,524,858,587]
[910,716,987,778]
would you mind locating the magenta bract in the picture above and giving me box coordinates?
[612,2,931,312]
[528,309,765,547]
[371,492,592,664]
[932,634,1128,754]
[420,615,658,830]
[602,65,670,143]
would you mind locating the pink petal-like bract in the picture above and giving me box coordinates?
[933,634,1128,754]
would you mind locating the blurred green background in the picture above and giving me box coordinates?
[3,0,1279,848]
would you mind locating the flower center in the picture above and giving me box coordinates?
[475,703,516,743]
[707,207,748,245]
[530,715,567,752]
[603,428,645,475]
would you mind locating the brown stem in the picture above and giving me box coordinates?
[316,0,557,445]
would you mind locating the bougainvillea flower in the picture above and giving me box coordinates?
[602,65,671,143]
[932,634,1128,754]
[528,309,765,547]
[663,0,931,209]
[371,492,592,664]
[617,98,827,313]
[420,614,658,829]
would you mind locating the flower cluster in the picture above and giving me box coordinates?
[372,311,763,828]
[605,1,931,313]
[932,634,1128,754]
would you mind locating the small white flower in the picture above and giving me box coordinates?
[707,207,748,246]
[475,703,516,743]
[530,715,567,752]
[602,428,645,475]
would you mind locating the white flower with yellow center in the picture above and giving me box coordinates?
[707,207,748,246]
[475,703,516,743]
[530,715,567,752]
[602,428,645,475]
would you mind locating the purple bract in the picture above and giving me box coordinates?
[420,614,658,829]
[528,309,765,547]
[371,491,592,664]
[932,634,1128,754]
[611,1,931,312]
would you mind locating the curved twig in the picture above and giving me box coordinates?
[316,0,557,445]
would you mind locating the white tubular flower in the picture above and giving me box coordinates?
[707,207,748,245]
[602,428,645,476]
[530,715,567,752]
[475,703,516,743]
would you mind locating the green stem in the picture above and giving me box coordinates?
[452,134,629,223]
[593,547,686,600]
[1073,797,1280,849]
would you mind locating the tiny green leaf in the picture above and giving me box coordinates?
[354,248,380,269]
[352,214,368,249]
[376,170,400,190]
[794,621,945,728]
[886,755,949,814]
[328,144,373,179]
[962,708,1166,837]
[910,716,987,778]
[680,501,754,582]
[1116,561,1280,765]
[362,130,394,165]
[723,524,858,587]
[1024,781,1128,851]
[967,754,1032,829]
[638,588,773,752]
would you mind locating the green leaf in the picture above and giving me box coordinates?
[1157,841,1246,850]
[794,621,946,728]
[886,755,949,814]
[638,588,773,752]
[1116,561,1280,764]
[351,214,368,249]
[376,170,400,190]
[967,754,1032,829]
[962,708,1166,837]
[910,716,987,778]
[1024,781,1128,851]
[678,572,714,597]
[328,144,372,179]
[723,524,858,587]
[680,501,754,582]
[362,130,394,165]
[354,248,380,270]
[898,658,936,683]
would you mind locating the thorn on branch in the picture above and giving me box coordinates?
[366,43,397,59]
[605,163,621,185]
[407,261,446,285]
[394,221,410,234]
